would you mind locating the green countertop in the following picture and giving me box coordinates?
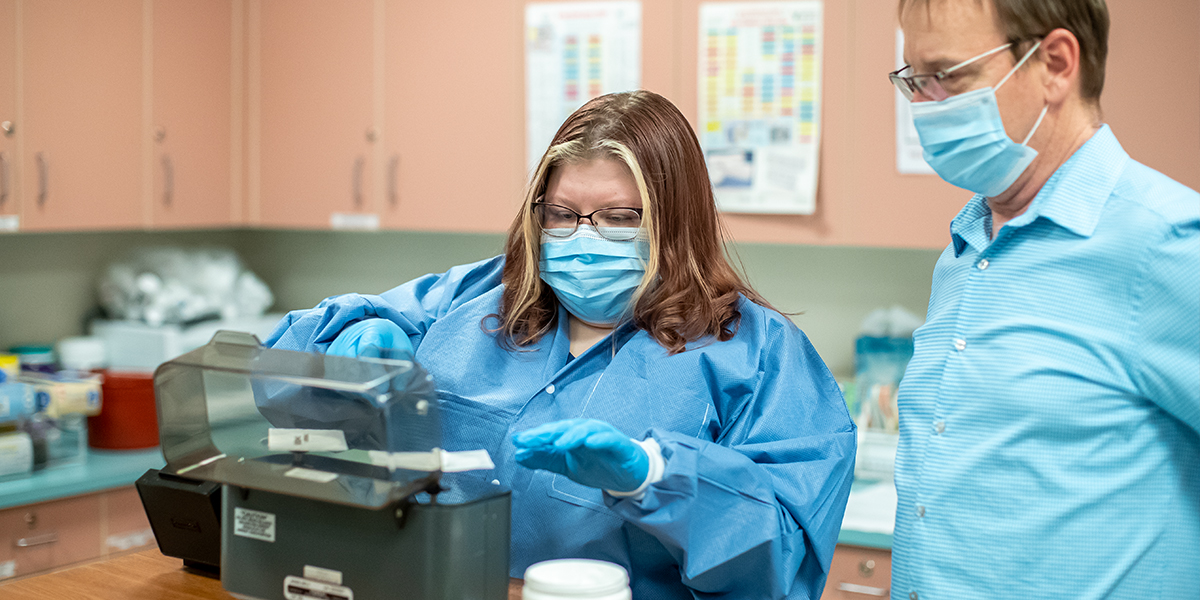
[0,447,165,510]
[837,528,893,549]
[0,447,895,550]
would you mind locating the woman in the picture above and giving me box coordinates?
[266,90,855,599]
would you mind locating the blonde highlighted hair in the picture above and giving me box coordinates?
[491,90,773,354]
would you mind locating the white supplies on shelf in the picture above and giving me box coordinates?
[91,314,285,372]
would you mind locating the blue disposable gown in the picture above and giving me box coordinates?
[266,256,856,600]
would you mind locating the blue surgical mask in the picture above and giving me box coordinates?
[539,226,649,326]
[910,41,1049,198]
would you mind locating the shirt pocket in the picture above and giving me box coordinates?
[435,390,511,478]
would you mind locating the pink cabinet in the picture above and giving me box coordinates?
[0,494,104,579]
[252,0,376,229]
[19,0,144,231]
[381,0,525,232]
[0,0,15,227]
[822,545,893,599]
[0,487,155,582]
[151,0,238,229]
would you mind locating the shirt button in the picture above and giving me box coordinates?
[491,479,500,485]
[933,420,945,434]
[977,258,990,270]
[910,592,919,600]
[916,505,926,517]
[953,338,967,351]
[545,384,555,394]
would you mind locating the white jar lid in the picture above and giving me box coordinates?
[56,336,108,371]
[524,559,629,597]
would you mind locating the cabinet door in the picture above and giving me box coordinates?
[822,545,892,599]
[255,0,376,228]
[0,0,16,228]
[151,0,236,228]
[381,0,525,232]
[0,494,103,579]
[20,0,144,231]
[102,486,155,555]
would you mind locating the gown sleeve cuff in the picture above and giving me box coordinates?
[606,437,665,500]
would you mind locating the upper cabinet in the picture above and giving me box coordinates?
[151,0,238,229]
[0,0,16,228]
[5,0,238,233]
[4,0,1196,245]
[20,0,144,231]
[381,0,525,233]
[251,0,377,229]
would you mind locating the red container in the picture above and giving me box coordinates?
[88,370,159,449]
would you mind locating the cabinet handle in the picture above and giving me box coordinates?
[162,154,174,207]
[387,154,399,207]
[837,582,888,597]
[352,156,365,209]
[0,152,9,206]
[15,532,59,548]
[36,152,48,206]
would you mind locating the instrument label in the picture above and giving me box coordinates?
[233,507,276,543]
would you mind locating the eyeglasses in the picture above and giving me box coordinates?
[532,201,644,241]
[889,42,1014,101]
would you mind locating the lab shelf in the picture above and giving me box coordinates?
[0,447,165,510]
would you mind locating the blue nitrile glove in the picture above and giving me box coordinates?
[327,318,414,358]
[512,418,649,492]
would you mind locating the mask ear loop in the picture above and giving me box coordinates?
[1021,105,1049,146]
[994,40,1043,91]
[994,40,1048,147]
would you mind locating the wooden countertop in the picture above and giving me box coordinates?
[0,549,523,600]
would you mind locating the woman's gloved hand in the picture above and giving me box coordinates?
[512,418,649,492]
[327,318,414,358]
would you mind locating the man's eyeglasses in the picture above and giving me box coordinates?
[533,201,644,241]
[889,42,1014,101]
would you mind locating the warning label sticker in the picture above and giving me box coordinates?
[234,507,276,542]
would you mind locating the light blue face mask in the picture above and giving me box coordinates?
[910,41,1049,198]
[539,226,650,326]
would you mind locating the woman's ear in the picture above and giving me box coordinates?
[1039,28,1082,105]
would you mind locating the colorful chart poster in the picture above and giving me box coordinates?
[895,29,936,175]
[525,2,642,172]
[698,2,823,215]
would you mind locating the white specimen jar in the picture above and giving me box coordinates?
[523,558,632,600]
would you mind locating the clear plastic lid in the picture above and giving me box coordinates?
[154,331,443,509]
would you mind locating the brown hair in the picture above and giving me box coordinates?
[490,90,773,355]
[900,0,1109,101]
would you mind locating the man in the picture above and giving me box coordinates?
[889,1,1199,599]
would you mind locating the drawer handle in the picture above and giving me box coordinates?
[15,532,59,548]
[837,582,888,597]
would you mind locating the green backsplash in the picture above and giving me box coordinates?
[0,229,940,378]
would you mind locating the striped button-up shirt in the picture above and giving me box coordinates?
[891,125,1199,600]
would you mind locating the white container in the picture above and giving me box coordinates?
[523,559,632,600]
[0,431,34,479]
[57,336,108,371]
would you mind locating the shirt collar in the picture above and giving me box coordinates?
[950,125,1128,257]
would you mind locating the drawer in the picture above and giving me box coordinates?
[0,493,103,580]
[102,486,155,555]
[822,545,892,599]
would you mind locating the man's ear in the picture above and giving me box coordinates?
[1039,28,1083,105]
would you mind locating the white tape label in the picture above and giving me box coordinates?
[268,428,349,453]
[285,467,339,483]
[234,507,276,543]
